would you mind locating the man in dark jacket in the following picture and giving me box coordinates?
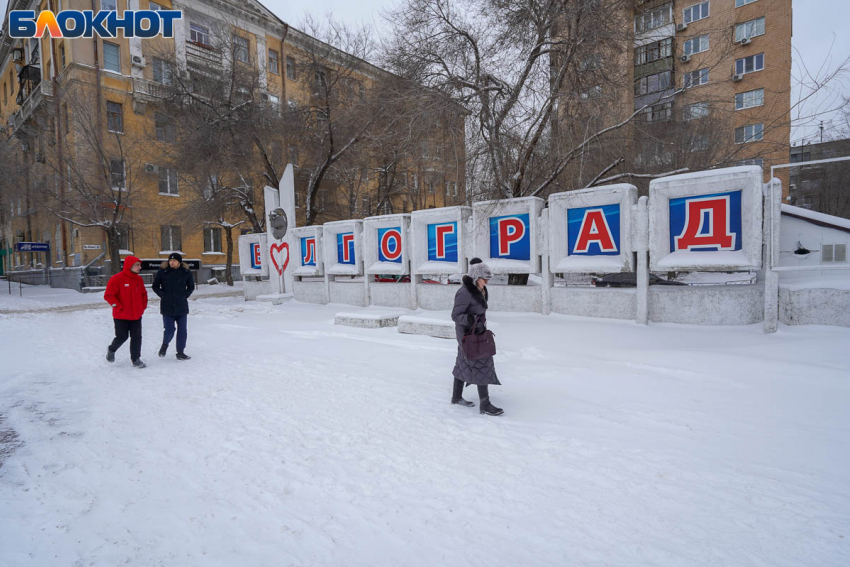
[451,258,503,416]
[152,252,195,360]
[104,255,149,368]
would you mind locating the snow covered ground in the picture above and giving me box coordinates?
[1,295,848,566]
[0,281,243,313]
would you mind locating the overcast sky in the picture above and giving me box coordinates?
[3,0,848,143]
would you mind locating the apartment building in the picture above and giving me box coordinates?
[631,0,793,194]
[789,138,850,218]
[0,0,464,274]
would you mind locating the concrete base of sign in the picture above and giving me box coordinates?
[550,287,636,320]
[294,279,327,304]
[244,279,271,301]
[779,287,850,327]
[649,284,763,325]
[257,293,294,305]
[334,311,407,328]
[398,316,455,339]
[329,281,367,306]
[370,282,414,309]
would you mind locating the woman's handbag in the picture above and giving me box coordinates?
[462,315,496,361]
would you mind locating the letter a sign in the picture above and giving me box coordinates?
[568,205,620,256]
[669,191,742,252]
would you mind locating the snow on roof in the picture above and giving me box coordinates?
[781,204,850,232]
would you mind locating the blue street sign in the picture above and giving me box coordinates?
[15,242,50,252]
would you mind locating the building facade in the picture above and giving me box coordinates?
[0,0,464,275]
[789,138,850,219]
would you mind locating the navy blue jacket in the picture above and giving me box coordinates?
[152,262,195,316]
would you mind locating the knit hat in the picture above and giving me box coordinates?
[467,258,493,281]
[168,252,183,263]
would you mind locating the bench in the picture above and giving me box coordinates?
[334,311,407,329]
[397,316,455,339]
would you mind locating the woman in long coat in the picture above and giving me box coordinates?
[451,258,504,416]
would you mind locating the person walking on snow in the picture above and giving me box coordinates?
[104,255,149,368]
[451,258,504,416]
[152,252,195,361]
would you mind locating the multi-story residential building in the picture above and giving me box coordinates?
[0,0,464,276]
[631,0,793,193]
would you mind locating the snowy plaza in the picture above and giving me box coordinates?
[1,288,848,566]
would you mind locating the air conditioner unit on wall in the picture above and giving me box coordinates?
[740,37,752,45]
[732,74,744,82]
[681,54,691,63]
[144,163,157,173]
[132,55,146,68]
[676,22,687,32]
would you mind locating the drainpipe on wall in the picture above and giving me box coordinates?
[48,0,69,266]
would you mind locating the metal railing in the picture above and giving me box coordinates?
[186,42,223,70]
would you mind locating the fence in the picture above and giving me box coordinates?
[242,166,850,330]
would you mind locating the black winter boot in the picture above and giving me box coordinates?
[106,347,115,363]
[451,378,474,407]
[132,359,147,369]
[158,344,168,358]
[479,397,504,416]
[176,352,191,361]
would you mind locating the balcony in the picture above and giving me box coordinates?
[9,79,53,135]
[133,77,174,103]
[186,41,222,71]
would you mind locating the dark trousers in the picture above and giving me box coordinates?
[452,378,488,401]
[162,314,188,353]
[110,318,142,361]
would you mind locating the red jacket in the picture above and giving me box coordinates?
[104,255,149,320]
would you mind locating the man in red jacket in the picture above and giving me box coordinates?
[104,255,149,368]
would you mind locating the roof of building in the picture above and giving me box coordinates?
[781,204,850,233]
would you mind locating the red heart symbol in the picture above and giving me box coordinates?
[269,242,289,275]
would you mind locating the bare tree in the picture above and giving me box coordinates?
[40,81,145,274]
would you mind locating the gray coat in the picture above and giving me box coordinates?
[451,276,500,386]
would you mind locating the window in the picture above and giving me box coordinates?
[735,123,764,144]
[190,24,210,46]
[683,34,710,56]
[735,0,757,7]
[735,88,764,110]
[286,56,296,80]
[110,159,125,190]
[683,68,709,88]
[152,57,172,85]
[642,101,673,123]
[63,103,69,133]
[735,17,765,42]
[287,99,297,110]
[634,38,672,66]
[149,2,164,10]
[738,158,763,168]
[103,42,120,73]
[101,0,116,9]
[428,180,435,194]
[204,228,222,253]
[453,181,458,196]
[735,53,764,75]
[233,35,249,64]
[688,135,710,152]
[821,244,847,263]
[445,180,450,196]
[158,167,179,195]
[411,173,418,192]
[683,101,709,120]
[314,68,327,89]
[117,223,131,251]
[580,85,603,99]
[683,1,709,24]
[155,113,175,142]
[790,152,811,163]
[59,44,65,69]
[106,101,123,133]
[634,4,672,33]
[288,145,298,166]
[634,70,671,96]
[161,225,182,252]
[268,49,279,74]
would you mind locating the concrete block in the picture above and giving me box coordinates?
[334,311,407,328]
[398,315,456,339]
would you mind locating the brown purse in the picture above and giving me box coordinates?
[462,315,496,361]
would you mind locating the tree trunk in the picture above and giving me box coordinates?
[508,273,529,286]
[107,228,122,275]
[224,226,234,286]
